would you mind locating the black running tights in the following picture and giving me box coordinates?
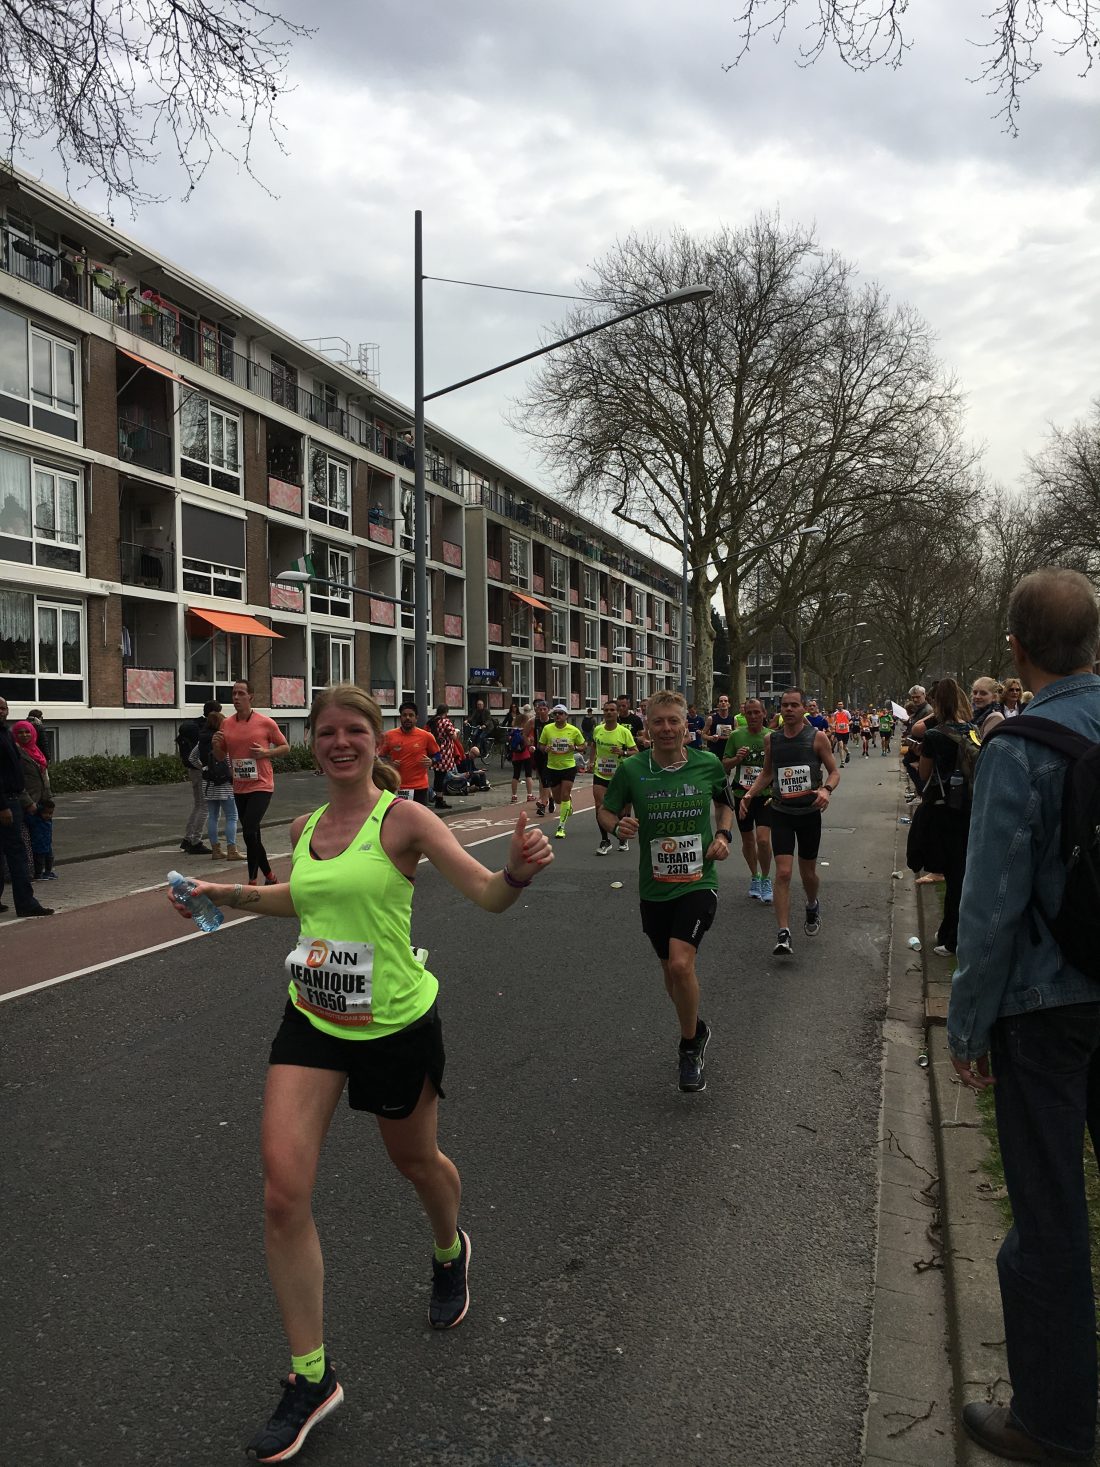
[234,790,273,880]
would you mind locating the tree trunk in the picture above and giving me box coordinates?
[691,584,715,706]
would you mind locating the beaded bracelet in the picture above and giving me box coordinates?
[502,866,531,889]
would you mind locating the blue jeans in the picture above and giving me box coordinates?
[991,1002,1100,1457]
[0,796,36,911]
[206,794,238,846]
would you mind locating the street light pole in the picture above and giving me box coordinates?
[413,211,429,714]
[679,493,690,700]
[413,211,711,717]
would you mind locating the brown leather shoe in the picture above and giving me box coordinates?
[962,1403,1093,1462]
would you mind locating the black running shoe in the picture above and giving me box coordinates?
[246,1363,343,1462]
[805,902,821,937]
[678,1022,710,1093]
[773,928,793,956]
[548,798,556,814]
[429,1228,471,1330]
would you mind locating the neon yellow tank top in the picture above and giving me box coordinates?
[284,791,438,1040]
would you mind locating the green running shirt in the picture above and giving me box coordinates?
[602,747,730,902]
[285,792,438,1040]
[539,722,587,770]
[590,722,637,780]
[722,728,772,796]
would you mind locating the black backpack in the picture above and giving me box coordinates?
[928,723,982,814]
[988,717,1100,980]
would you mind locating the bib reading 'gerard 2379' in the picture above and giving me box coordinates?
[285,792,438,1040]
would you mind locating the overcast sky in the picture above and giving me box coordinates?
[23,0,1100,539]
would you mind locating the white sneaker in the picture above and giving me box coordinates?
[596,840,612,855]
[933,945,955,958]
[618,841,630,853]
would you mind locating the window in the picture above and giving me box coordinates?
[670,607,681,639]
[37,724,58,762]
[186,624,245,686]
[399,482,430,555]
[181,503,245,600]
[611,670,626,699]
[634,588,646,622]
[583,617,597,657]
[0,590,85,703]
[0,447,81,573]
[612,631,628,664]
[653,599,664,629]
[510,600,530,648]
[309,544,352,619]
[129,726,153,758]
[635,631,646,660]
[181,393,241,492]
[550,554,566,597]
[551,608,567,654]
[312,632,353,689]
[309,447,350,530]
[584,667,599,704]
[509,535,530,589]
[271,354,298,411]
[551,662,566,700]
[0,307,80,441]
[511,657,532,701]
[583,568,597,608]
[610,581,625,617]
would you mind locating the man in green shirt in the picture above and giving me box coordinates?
[538,705,587,839]
[599,689,734,1093]
[722,697,773,904]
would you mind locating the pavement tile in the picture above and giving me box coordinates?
[871,1280,949,1348]
[870,1333,951,1402]
[864,1389,955,1465]
[881,1148,938,1195]
[879,1178,938,1222]
[881,1108,936,1146]
[878,1207,933,1256]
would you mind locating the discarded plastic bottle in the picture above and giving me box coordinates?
[899,816,911,825]
[917,1051,930,1069]
[167,869,224,933]
[907,936,922,951]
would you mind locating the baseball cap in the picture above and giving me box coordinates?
[551,702,569,713]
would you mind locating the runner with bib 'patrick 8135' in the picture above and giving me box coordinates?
[169,683,554,1464]
[597,689,734,1094]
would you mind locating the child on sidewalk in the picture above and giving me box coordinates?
[27,797,55,880]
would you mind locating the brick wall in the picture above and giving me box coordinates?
[84,337,117,459]
[89,592,124,708]
[243,409,265,506]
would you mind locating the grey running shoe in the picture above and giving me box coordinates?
[246,1362,343,1462]
[678,1022,710,1093]
[773,929,793,956]
[429,1229,471,1330]
[804,902,821,937]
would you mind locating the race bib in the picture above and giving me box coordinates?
[597,756,618,778]
[777,764,812,799]
[715,723,732,738]
[286,936,375,1027]
[551,737,572,754]
[650,833,704,884]
[396,788,414,800]
[741,763,764,788]
[232,757,258,781]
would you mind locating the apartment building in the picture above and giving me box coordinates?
[0,169,686,758]
[464,479,689,712]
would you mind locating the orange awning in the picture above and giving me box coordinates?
[188,608,283,639]
[511,590,550,612]
[118,347,190,385]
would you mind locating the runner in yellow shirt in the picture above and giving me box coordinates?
[589,699,637,854]
[538,704,587,838]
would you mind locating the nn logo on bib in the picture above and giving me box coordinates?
[305,940,330,969]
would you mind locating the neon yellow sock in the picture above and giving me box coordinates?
[560,799,572,824]
[291,1345,326,1384]
[434,1233,461,1263]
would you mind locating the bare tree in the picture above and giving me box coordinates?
[727,1,1099,133]
[515,219,965,704]
[0,0,311,206]
[1026,398,1100,575]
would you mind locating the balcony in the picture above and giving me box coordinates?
[270,580,304,612]
[118,417,173,476]
[369,598,396,627]
[442,539,462,568]
[371,678,397,707]
[123,665,177,707]
[268,476,303,514]
[119,541,175,591]
[443,614,463,638]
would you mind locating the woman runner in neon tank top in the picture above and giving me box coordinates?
[170,683,554,1463]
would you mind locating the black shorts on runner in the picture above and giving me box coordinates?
[769,810,823,861]
[835,731,849,745]
[593,773,613,788]
[735,795,772,834]
[549,768,576,789]
[511,759,532,779]
[269,1000,446,1117]
[639,889,718,960]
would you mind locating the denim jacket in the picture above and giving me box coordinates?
[947,672,1100,1059]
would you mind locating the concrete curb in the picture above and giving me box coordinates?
[918,885,1012,1467]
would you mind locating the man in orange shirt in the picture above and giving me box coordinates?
[832,701,852,766]
[379,702,440,806]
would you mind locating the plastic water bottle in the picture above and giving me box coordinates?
[167,870,224,933]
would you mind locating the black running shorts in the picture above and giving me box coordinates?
[735,795,772,834]
[548,767,577,788]
[269,1001,446,1117]
[639,888,718,960]
[769,810,823,861]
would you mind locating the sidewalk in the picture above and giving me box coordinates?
[52,765,528,864]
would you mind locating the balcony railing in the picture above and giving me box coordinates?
[118,417,173,476]
[119,541,175,591]
[0,225,404,466]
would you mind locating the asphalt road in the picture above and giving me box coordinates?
[4,753,901,1467]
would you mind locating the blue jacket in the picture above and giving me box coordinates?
[947,672,1100,1060]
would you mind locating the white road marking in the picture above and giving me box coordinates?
[0,916,259,1003]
